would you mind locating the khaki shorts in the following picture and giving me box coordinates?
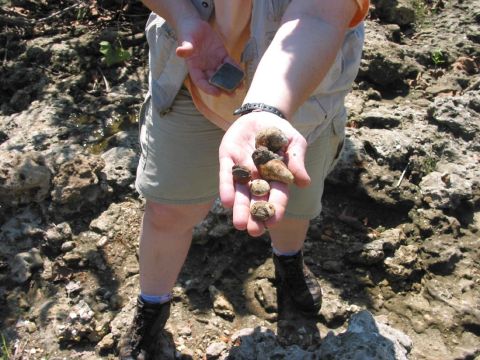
[135,88,344,219]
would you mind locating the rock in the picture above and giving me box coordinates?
[229,327,285,359]
[10,248,43,284]
[385,24,402,43]
[320,295,361,327]
[409,208,461,237]
[0,150,51,207]
[346,240,385,265]
[359,24,420,87]
[427,92,480,141]
[123,255,139,277]
[209,285,235,321]
[57,300,99,344]
[192,221,210,245]
[205,342,227,359]
[421,236,463,275]
[318,311,412,360]
[17,320,37,333]
[89,201,142,239]
[110,295,136,341]
[378,228,406,252]
[361,128,414,169]
[50,154,109,216]
[65,281,83,297]
[62,252,83,267]
[254,279,277,313]
[208,223,232,239]
[0,208,43,244]
[61,241,76,253]
[326,133,367,187]
[45,222,72,250]
[356,110,401,129]
[101,146,138,188]
[96,333,115,354]
[419,162,477,211]
[42,144,84,171]
[372,0,416,26]
[384,245,421,280]
[108,130,139,149]
[425,76,463,96]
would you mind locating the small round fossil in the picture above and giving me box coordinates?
[250,201,275,221]
[255,127,289,152]
[232,165,251,184]
[250,179,270,197]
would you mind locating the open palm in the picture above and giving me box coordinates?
[176,19,232,95]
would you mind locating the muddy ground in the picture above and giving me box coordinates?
[0,0,479,359]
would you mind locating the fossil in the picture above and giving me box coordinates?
[250,179,270,197]
[250,201,275,221]
[255,127,289,152]
[232,164,251,184]
[257,159,294,184]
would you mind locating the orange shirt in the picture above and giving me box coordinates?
[185,0,369,130]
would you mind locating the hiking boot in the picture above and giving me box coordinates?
[273,252,322,314]
[118,296,171,360]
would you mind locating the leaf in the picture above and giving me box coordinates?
[99,41,131,66]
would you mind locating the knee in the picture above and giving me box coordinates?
[144,200,209,233]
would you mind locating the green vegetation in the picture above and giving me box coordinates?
[1,333,10,360]
[410,0,428,25]
[431,50,446,66]
[75,6,88,21]
[99,40,131,66]
[421,156,438,174]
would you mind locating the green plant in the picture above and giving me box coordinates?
[410,0,428,25]
[0,333,10,360]
[99,40,131,66]
[431,50,445,66]
[76,6,88,21]
[421,156,437,174]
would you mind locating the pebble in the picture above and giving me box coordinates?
[205,341,227,359]
[96,333,115,354]
[61,241,76,252]
[209,286,235,321]
[96,236,108,248]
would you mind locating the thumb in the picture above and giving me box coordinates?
[176,41,194,58]
[287,139,311,187]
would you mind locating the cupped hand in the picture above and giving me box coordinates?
[219,112,310,237]
[176,18,237,96]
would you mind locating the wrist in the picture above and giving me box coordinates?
[234,103,288,120]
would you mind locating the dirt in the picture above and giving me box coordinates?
[0,0,479,359]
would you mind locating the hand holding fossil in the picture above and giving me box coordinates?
[219,112,310,236]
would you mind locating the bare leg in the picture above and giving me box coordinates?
[269,217,310,253]
[139,199,213,296]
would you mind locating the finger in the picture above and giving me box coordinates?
[265,182,289,227]
[247,206,267,237]
[219,156,235,208]
[232,183,251,231]
[287,138,311,187]
[176,41,194,58]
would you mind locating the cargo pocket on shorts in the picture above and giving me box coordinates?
[138,94,151,170]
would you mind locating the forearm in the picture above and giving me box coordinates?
[244,0,358,120]
[140,0,200,31]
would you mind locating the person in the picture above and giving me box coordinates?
[119,0,369,358]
